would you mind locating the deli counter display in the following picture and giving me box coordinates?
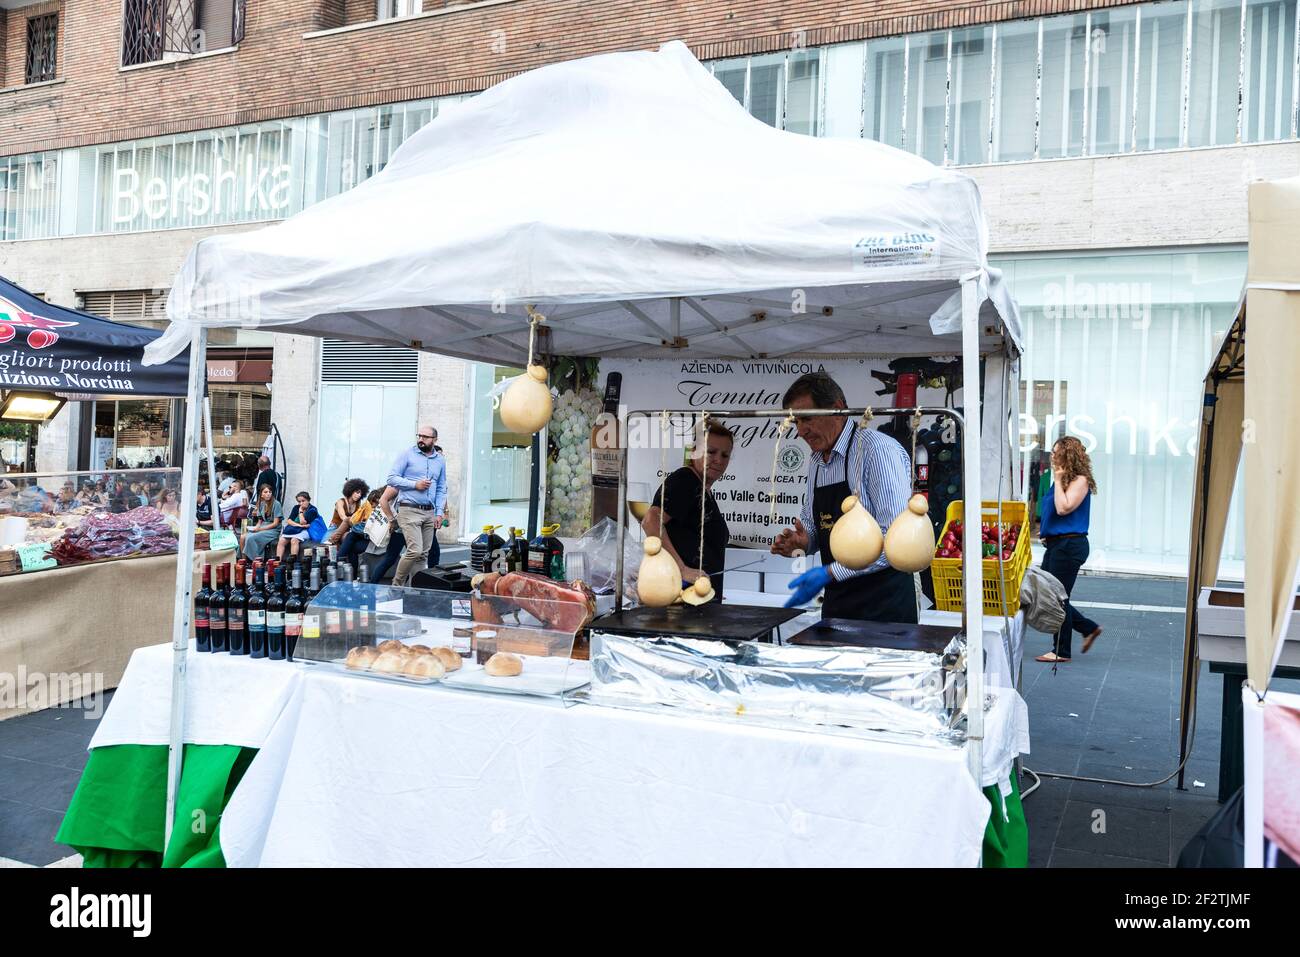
[0,467,191,575]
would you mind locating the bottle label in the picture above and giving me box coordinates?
[286,613,302,636]
[326,611,340,627]
[591,445,623,484]
[194,615,209,629]
[302,614,320,639]
[267,612,284,629]
[228,608,245,630]
[528,549,548,575]
[249,610,266,628]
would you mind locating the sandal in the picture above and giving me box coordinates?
[1082,627,1103,654]
[1035,652,1071,663]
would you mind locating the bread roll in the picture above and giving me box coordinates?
[484,652,523,677]
[402,654,446,679]
[371,650,407,674]
[377,639,406,654]
[408,644,432,655]
[432,646,462,672]
[345,646,378,670]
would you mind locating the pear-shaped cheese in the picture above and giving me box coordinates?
[829,495,883,570]
[637,536,682,607]
[681,575,715,606]
[884,494,936,573]
[499,365,553,434]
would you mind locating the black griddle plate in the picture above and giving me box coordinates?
[593,602,804,643]
[789,618,960,655]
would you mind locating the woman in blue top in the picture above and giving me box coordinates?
[1036,436,1103,663]
[276,491,321,561]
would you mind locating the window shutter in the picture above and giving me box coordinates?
[78,289,169,328]
[320,339,419,383]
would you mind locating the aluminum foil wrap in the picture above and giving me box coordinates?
[587,632,967,740]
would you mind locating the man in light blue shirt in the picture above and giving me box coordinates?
[771,372,917,623]
[387,425,448,586]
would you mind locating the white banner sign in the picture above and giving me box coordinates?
[603,358,957,547]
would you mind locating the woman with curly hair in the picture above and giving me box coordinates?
[1036,435,1103,663]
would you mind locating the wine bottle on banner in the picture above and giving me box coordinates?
[228,561,248,655]
[590,371,624,525]
[194,564,212,653]
[208,563,228,653]
[285,566,304,661]
[266,566,286,661]
[247,565,267,659]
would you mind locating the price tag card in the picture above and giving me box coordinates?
[209,529,239,552]
[17,541,57,572]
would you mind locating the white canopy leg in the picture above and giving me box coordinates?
[165,327,207,847]
[204,396,222,529]
[960,275,984,788]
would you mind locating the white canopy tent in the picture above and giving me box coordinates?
[146,41,1024,849]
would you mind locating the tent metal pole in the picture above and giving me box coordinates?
[204,396,221,529]
[165,326,207,848]
[960,275,985,788]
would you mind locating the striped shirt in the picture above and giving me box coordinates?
[800,419,913,582]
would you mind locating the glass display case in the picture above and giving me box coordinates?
[300,581,590,701]
[0,467,187,575]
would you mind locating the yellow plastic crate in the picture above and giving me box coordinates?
[931,500,1031,617]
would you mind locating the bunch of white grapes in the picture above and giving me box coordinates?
[546,386,603,535]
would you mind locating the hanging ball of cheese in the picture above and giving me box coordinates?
[499,365,553,434]
[637,536,682,607]
[829,495,883,570]
[884,494,936,573]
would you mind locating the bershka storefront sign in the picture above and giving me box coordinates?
[0,283,188,397]
[603,358,954,547]
[112,155,293,226]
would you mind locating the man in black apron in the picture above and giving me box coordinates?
[771,372,917,623]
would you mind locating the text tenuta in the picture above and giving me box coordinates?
[49,887,151,937]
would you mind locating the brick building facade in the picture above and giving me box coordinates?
[1,0,1296,573]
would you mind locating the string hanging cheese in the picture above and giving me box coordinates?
[884,410,935,573]
[682,412,715,605]
[829,407,883,569]
[498,306,552,434]
[768,411,795,534]
[638,410,681,607]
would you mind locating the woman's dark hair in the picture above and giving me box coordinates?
[296,491,312,502]
[366,488,384,506]
[781,371,847,410]
[705,421,734,445]
[342,478,369,500]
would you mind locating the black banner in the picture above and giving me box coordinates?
[0,276,190,398]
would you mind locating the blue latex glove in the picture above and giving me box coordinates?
[784,565,831,608]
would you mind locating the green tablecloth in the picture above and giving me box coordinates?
[58,744,1028,867]
[57,744,256,868]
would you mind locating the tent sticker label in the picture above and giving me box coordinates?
[853,233,940,268]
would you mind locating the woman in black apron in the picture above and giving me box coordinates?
[811,423,918,623]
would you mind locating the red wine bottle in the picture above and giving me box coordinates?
[324,564,342,659]
[266,566,286,661]
[285,566,304,661]
[209,563,228,653]
[299,563,322,656]
[228,561,248,655]
[195,564,212,653]
[247,565,267,659]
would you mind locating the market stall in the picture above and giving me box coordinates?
[0,277,233,718]
[71,41,1029,866]
[1172,176,1300,864]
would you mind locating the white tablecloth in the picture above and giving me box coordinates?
[220,668,994,867]
[90,644,301,749]
[91,633,1029,867]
